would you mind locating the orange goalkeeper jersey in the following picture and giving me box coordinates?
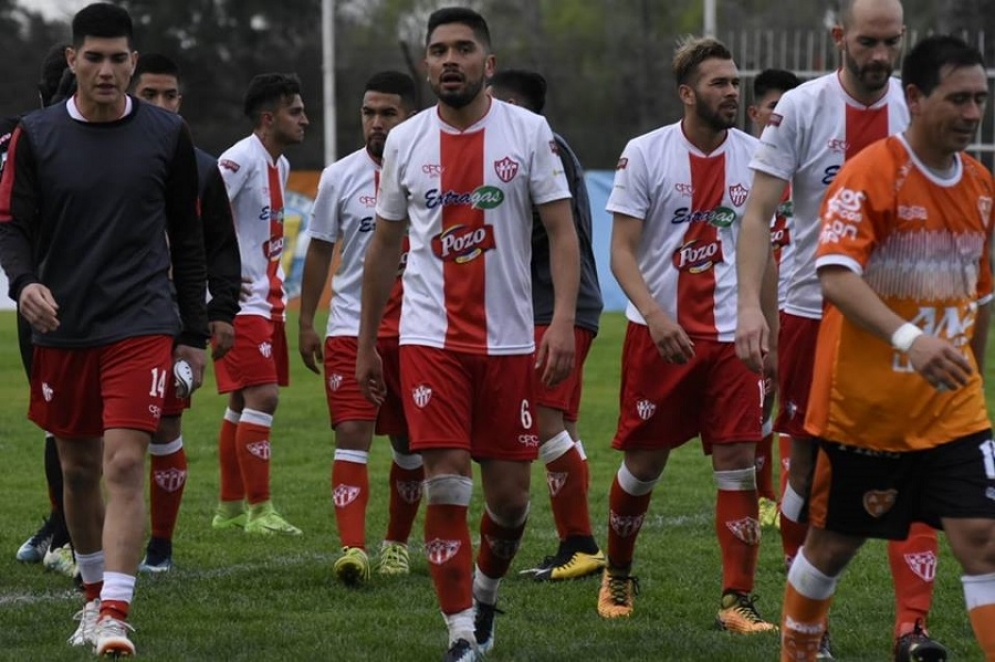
[805,134,993,452]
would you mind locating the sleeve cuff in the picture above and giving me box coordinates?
[815,254,864,276]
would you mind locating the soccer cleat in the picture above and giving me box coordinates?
[138,555,173,574]
[138,538,173,573]
[716,591,779,634]
[376,541,410,576]
[597,569,638,618]
[817,630,835,660]
[534,549,606,581]
[67,599,101,647]
[93,615,136,658]
[333,547,370,586]
[244,503,302,536]
[758,497,780,528]
[443,638,480,662]
[893,620,948,662]
[518,554,557,576]
[473,600,502,654]
[16,516,54,563]
[44,543,78,578]
[211,503,247,530]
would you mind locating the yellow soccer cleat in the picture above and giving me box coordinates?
[376,541,410,576]
[597,569,638,619]
[334,546,371,586]
[716,591,779,634]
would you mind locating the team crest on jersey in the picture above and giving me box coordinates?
[425,538,461,565]
[485,535,520,560]
[412,385,432,408]
[673,239,724,274]
[432,224,496,264]
[904,551,937,582]
[395,480,423,505]
[494,156,520,183]
[220,159,240,172]
[333,484,361,508]
[42,382,54,402]
[675,183,694,198]
[359,195,377,208]
[636,399,656,421]
[546,471,568,497]
[609,510,644,538]
[258,342,273,359]
[247,440,271,460]
[328,373,343,392]
[726,517,761,546]
[979,196,993,226]
[863,489,898,518]
[728,183,749,207]
[154,468,188,493]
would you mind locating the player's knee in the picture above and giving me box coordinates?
[243,385,279,414]
[102,449,146,488]
[949,520,995,575]
[333,420,374,451]
[536,405,565,443]
[424,474,473,506]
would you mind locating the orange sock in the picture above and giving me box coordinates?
[385,454,424,545]
[606,463,655,570]
[541,432,592,540]
[964,573,995,659]
[889,522,937,638]
[424,475,474,615]
[218,408,244,501]
[236,409,273,506]
[149,436,188,541]
[781,551,837,662]
[756,433,775,500]
[332,450,369,549]
[476,507,527,581]
[715,469,760,594]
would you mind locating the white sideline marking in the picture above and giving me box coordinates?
[0,589,77,608]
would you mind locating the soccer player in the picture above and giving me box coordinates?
[487,69,606,581]
[130,53,241,572]
[745,68,801,530]
[298,70,421,584]
[10,44,79,579]
[597,36,776,635]
[735,0,945,656]
[781,34,995,662]
[356,8,579,661]
[212,72,307,536]
[0,3,209,656]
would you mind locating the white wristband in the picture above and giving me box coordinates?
[890,322,923,353]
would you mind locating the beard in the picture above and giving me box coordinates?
[695,101,736,132]
[843,49,892,91]
[431,76,485,110]
[366,134,386,159]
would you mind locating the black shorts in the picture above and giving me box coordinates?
[809,429,995,540]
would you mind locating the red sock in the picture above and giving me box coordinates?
[756,433,775,500]
[715,470,760,594]
[606,469,653,570]
[99,599,130,622]
[218,409,243,501]
[149,437,188,541]
[476,509,527,581]
[84,581,103,603]
[778,434,792,502]
[889,522,937,638]
[575,439,591,491]
[332,451,369,549]
[545,445,592,540]
[236,409,272,506]
[425,503,473,614]
[385,460,424,544]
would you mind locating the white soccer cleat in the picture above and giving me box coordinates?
[44,543,78,578]
[67,599,100,647]
[94,615,136,658]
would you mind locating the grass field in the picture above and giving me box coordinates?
[0,310,988,661]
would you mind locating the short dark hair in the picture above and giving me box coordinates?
[243,73,303,124]
[365,71,417,110]
[38,43,71,107]
[902,34,985,98]
[673,37,733,87]
[753,68,801,100]
[426,7,491,50]
[134,53,181,83]
[488,69,547,114]
[71,2,133,48]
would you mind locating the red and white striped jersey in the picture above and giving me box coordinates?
[607,122,760,342]
[218,134,289,321]
[750,73,909,319]
[376,99,570,356]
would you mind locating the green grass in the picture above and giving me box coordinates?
[0,311,987,660]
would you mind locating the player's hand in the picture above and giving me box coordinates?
[646,309,694,364]
[907,335,974,392]
[209,321,235,360]
[19,283,59,333]
[536,318,575,388]
[174,344,207,391]
[240,277,252,301]
[356,343,386,406]
[735,305,769,373]
[299,325,323,374]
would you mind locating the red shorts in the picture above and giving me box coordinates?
[400,345,538,461]
[324,335,406,437]
[214,316,289,393]
[162,373,191,418]
[29,335,173,438]
[775,312,821,438]
[613,323,763,451]
[534,326,595,422]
